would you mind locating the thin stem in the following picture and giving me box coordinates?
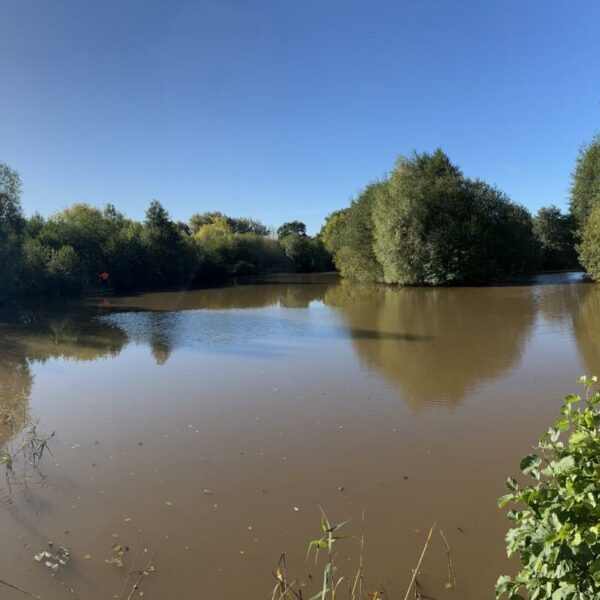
[402,522,437,600]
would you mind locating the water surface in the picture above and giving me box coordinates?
[0,272,596,599]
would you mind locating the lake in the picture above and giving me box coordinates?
[0,272,597,599]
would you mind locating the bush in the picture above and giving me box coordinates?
[497,376,600,599]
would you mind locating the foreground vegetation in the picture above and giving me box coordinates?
[270,377,600,600]
[497,376,600,600]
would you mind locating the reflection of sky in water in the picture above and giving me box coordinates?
[100,303,347,359]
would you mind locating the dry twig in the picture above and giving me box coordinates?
[402,522,437,600]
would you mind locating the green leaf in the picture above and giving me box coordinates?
[550,455,575,474]
[506,477,519,492]
[498,494,515,509]
[569,430,588,445]
[520,454,542,477]
[495,575,513,597]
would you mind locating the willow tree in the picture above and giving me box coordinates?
[371,150,537,285]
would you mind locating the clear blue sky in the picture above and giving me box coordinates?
[1,0,599,233]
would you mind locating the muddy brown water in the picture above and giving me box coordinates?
[0,272,597,599]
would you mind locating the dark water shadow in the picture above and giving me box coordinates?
[348,328,432,342]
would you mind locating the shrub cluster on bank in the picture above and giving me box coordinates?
[320,149,580,285]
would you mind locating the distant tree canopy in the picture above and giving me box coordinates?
[532,205,578,271]
[189,212,269,237]
[328,150,539,285]
[277,220,307,239]
[0,162,331,302]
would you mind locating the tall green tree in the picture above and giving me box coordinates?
[142,200,196,286]
[331,184,384,282]
[577,203,600,281]
[228,217,269,236]
[533,205,578,270]
[319,209,349,257]
[570,134,600,229]
[277,221,307,239]
[0,163,25,301]
[372,150,465,284]
[189,211,227,234]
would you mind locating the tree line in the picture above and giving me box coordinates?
[0,164,331,302]
[320,148,585,285]
[3,135,600,302]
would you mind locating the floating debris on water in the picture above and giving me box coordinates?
[105,543,126,568]
[33,545,71,573]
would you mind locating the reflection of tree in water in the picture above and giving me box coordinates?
[0,307,127,448]
[102,278,336,364]
[0,339,33,450]
[535,276,587,327]
[533,279,600,377]
[19,311,125,363]
[147,312,178,366]
[325,281,536,409]
[103,276,336,313]
[572,285,600,376]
